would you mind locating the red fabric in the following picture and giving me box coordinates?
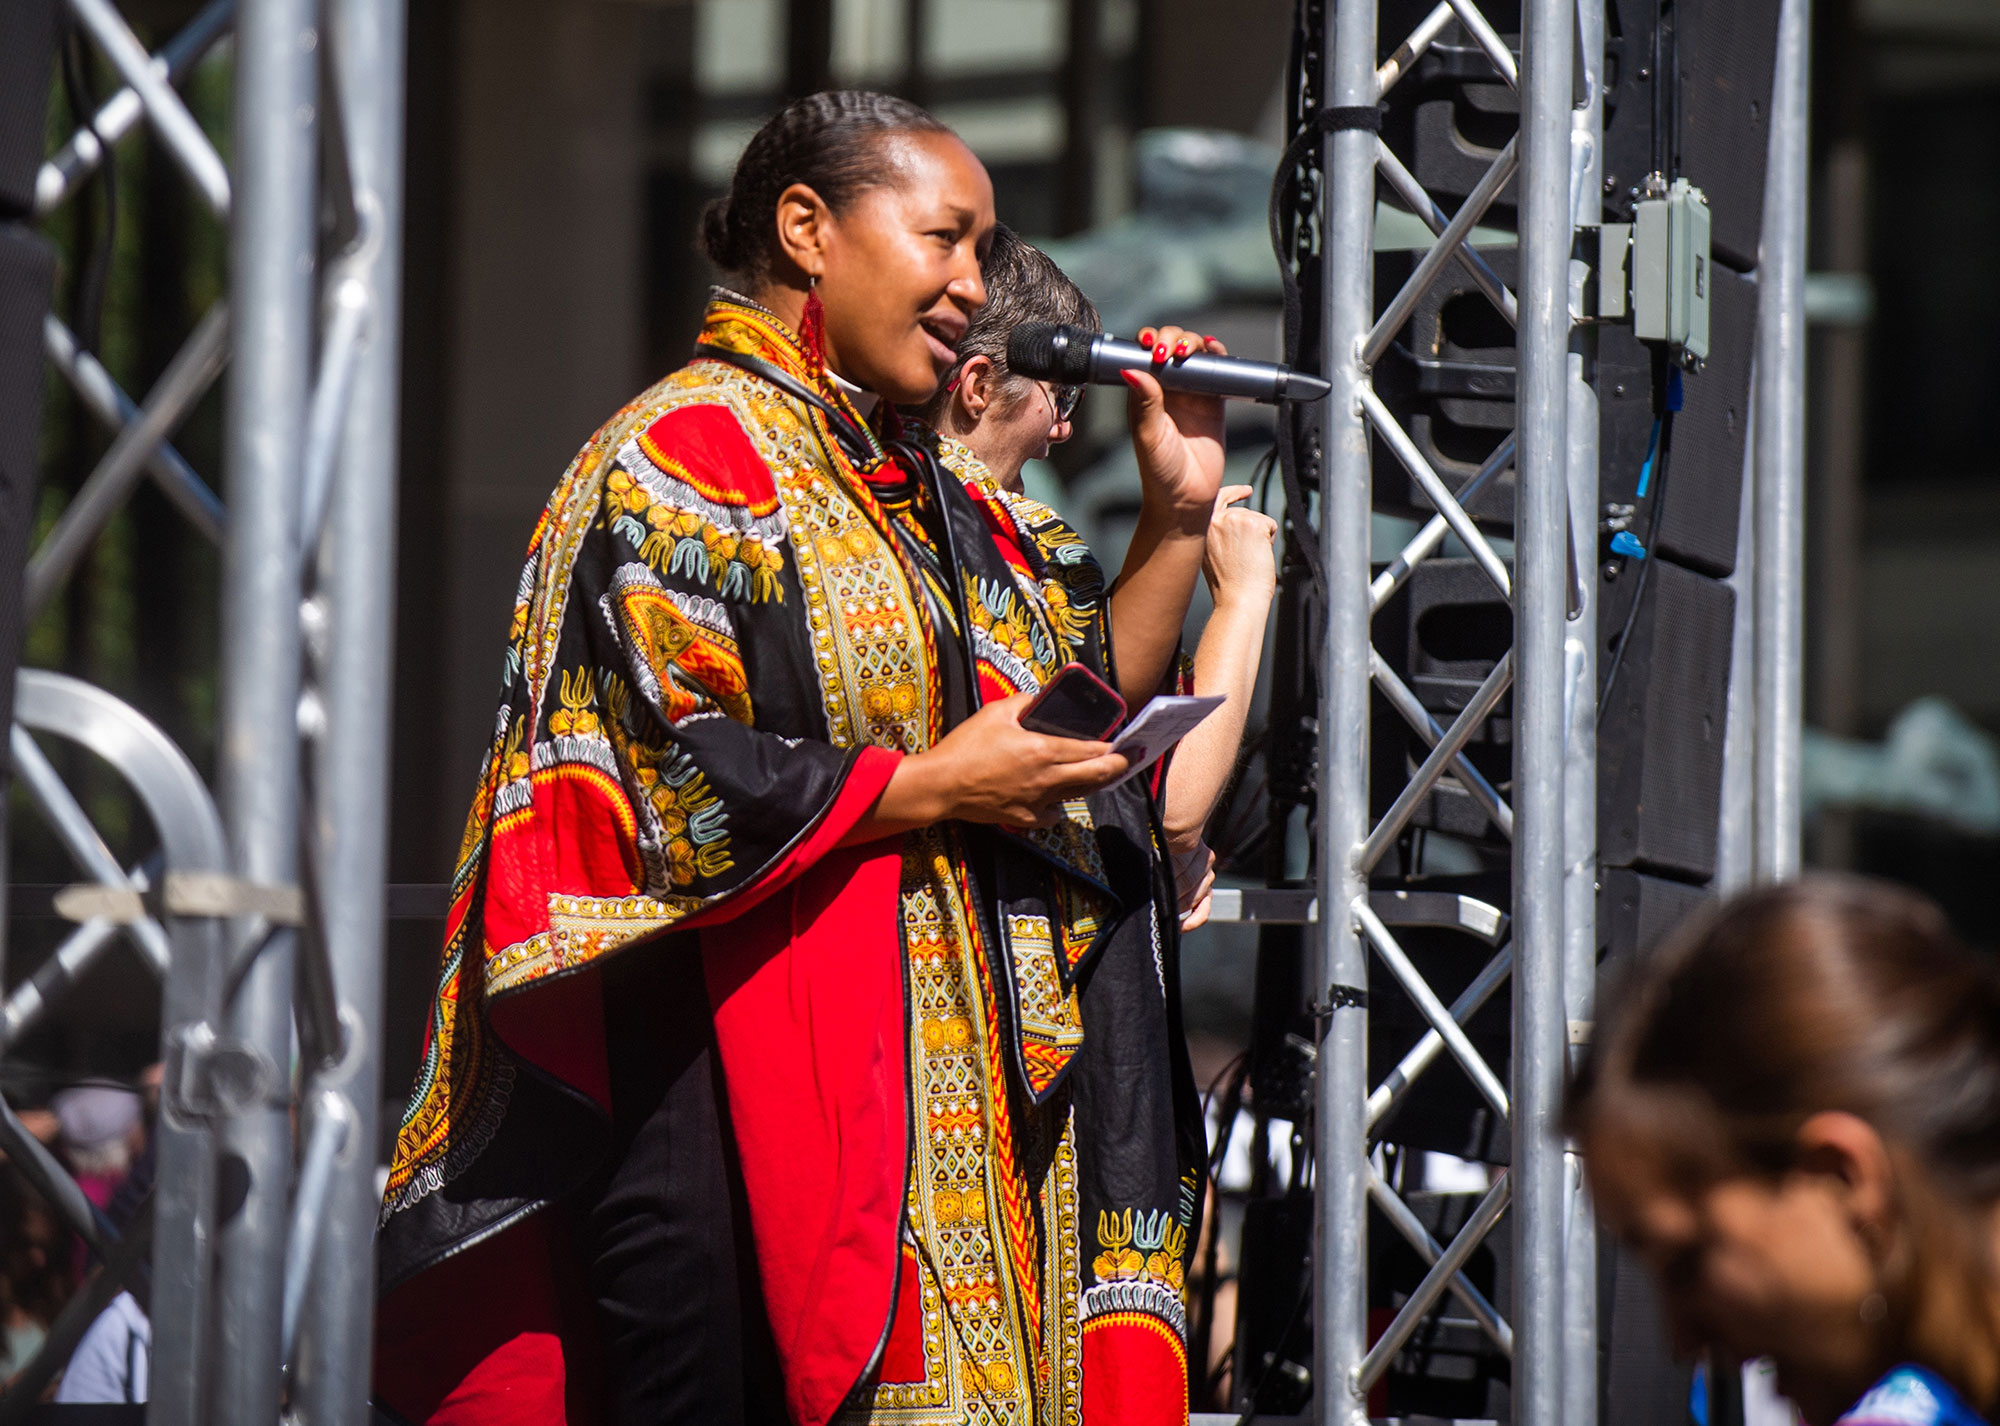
[487,747,901,1113]
[636,403,783,512]
[703,765,911,1426]
[971,483,1035,575]
[876,1243,929,1386]
[1080,1315,1190,1426]
[379,749,901,1424]
[375,1214,602,1426]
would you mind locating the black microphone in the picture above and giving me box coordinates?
[1007,323,1332,404]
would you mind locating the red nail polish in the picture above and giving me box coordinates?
[1175,341,1190,357]
[1120,370,1144,388]
[1153,344,1168,361]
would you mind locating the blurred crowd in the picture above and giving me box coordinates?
[0,1068,157,1405]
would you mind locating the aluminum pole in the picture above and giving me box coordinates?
[1563,0,1604,1418]
[1753,0,1811,883]
[1317,0,1379,1419]
[1514,0,1574,1420]
[212,0,317,1418]
[292,0,406,1417]
[1716,421,1758,894]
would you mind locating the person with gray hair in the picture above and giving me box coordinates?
[914,227,1278,928]
[913,223,1097,492]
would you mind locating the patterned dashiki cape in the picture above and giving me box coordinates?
[376,293,1206,1426]
[1837,1367,1988,1426]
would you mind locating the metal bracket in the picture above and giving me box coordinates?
[54,871,304,926]
[161,1021,289,1126]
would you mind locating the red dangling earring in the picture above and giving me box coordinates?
[800,276,827,380]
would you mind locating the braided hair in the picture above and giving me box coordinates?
[699,91,951,281]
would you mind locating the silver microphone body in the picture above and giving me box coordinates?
[1006,322,1332,404]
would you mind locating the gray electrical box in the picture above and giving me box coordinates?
[1631,177,1711,366]
[1599,222,1632,320]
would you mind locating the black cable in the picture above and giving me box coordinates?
[1250,443,1280,515]
[1596,405,1675,722]
[59,21,117,360]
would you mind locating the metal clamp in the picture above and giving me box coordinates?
[53,871,304,926]
[161,1021,289,1127]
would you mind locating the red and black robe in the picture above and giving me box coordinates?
[375,294,1206,1426]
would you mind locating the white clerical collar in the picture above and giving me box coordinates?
[826,366,878,418]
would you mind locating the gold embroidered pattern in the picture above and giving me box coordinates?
[780,465,935,755]
[1004,913,1085,1100]
[854,830,1086,1426]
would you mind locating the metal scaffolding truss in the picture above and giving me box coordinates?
[1304,0,1809,1423]
[2,0,406,1420]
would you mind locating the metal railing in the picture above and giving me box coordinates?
[2,0,406,1421]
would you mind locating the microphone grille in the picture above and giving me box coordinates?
[1007,323,1093,384]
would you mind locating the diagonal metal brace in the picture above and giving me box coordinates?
[36,0,234,216]
[1354,897,1511,1121]
[1361,386,1513,601]
[25,304,230,616]
[44,315,226,541]
[1359,649,1515,872]
[1375,139,1520,326]
[11,726,173,973]
[1366,134,1520,367]
[1445,0,1521,88]
[1369,943,1514,1133]
[1362,1168,1514,1388]
[1372,432,1516,613]
[64,0,232,215]
[1370,649,1514,837]
[1377,2,1455,97]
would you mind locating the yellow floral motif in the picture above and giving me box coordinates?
[600,672,632,734]
[611,461,788,603]
[631,746,732,887]
[1093,1207,1189,1296]
[547,666,602,738]
[1091,1209,1145,1283]
[502,715,530,782]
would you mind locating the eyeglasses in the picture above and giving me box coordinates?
[1041,381,1083,425]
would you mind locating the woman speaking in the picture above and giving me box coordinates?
[375,92,1222,1426]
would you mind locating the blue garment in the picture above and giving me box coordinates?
[1838,1366,1987,1426]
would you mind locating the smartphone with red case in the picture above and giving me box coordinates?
[1019,663,1127,741]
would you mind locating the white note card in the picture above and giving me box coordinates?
[1101,694,1225,790]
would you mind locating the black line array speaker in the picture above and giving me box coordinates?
[1598,557,1735,882]
[1381,0,1782,272]
[1373,246,1521,525]
[0,0,57,218]
[1372,557,1513,847]
[1378,0,1523,226]
[0,222,56,741]
[1601,0,1783,272]
[1598,867,1714,969]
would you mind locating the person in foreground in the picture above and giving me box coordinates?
[375,91,1218,1426]
[912,227,1279,930]
[1568,875,2000,1426]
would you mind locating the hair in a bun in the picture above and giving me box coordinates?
[699,90,949,279]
